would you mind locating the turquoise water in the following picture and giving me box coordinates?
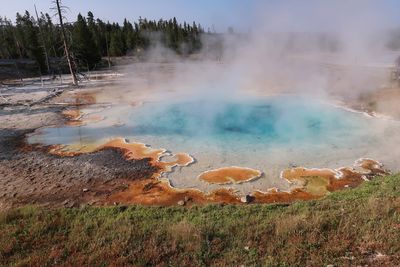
[28,95,373,152]
[27,94,400,192]
[128,97,363,146]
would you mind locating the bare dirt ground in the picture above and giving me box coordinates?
[0,74,157,209]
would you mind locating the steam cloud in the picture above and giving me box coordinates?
[109,0,399,107]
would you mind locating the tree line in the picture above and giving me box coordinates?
[0,10,205,74]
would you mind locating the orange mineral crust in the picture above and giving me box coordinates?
[62,106,107,127]
[62,109,83,126]
[48,145,85,157]
[100,138,166,163]
[64,91,97,106]
[327,167,365,191]
[65,114,105,126]
[62,109,82,120]
[253,188,319,204]
[59,90,99,125]
[281,168,342,195]
[25,134,389,206]
[108,180,207,206]
[280,159,388,196]
[356,158,387,175]
[281,168,341,181]
[107,179,242,206]
[198,166,262,184]
[99,138,194,176]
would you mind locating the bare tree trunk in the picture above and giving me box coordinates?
[14,62,23,85]
[105,33,111,69]
[14,36,23,59]
[34,4,51,74]
[55,0,77,85]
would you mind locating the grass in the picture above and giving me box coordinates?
[1,174,400,266]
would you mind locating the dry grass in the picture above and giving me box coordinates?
[1,173,400,266]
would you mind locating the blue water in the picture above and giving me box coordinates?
[28,96,371,151]
[26,94,400,193]
[127,97,364,146]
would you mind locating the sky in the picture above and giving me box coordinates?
[2,0,400,33]
[0,0,260,32]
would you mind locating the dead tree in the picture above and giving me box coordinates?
[105,33,111,69]
[53,0,77,85]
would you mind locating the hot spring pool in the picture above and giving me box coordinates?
[28,95,400,193]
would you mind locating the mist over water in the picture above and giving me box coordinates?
[129,96,365,146]
[32,96,369,147]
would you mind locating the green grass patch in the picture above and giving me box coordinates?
[1,174,400,266]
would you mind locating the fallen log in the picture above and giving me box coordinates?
[28,89,64,107]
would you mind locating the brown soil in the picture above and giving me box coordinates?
[0,128,157,209]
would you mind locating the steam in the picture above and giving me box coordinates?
[227,0,397,99]
[108,1,398,105]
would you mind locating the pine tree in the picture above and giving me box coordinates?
[41,13,61,58]
[15,11,46,73]
[71,13,101,69]
[122,18,136,52]
[109,29,124,56]
[87,11,101,52]
[1,10,210,63]
[0,17,18,58]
